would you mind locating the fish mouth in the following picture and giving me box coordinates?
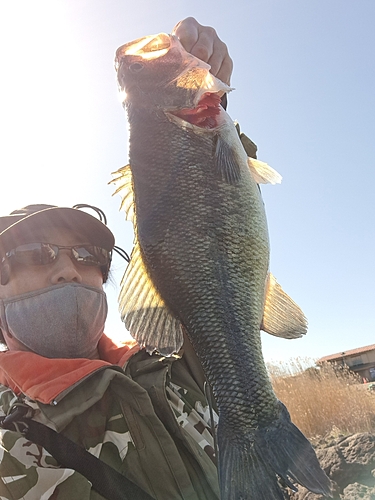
[168,92,224,129]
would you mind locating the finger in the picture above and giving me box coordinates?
[188,27,217,64]
[172,17,199,53]
[207,41,233,85]
[172,18,233,84]
[211,56,233,86]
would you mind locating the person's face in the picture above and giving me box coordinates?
[0,226,104,351]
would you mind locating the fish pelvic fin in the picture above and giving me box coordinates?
[110,164,184,355]
[234,123,282,184]
[217,402,333,499]
[248,158,282,185]
[261,273,308,339]
[235,125,258,159]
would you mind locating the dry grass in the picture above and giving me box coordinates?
[267,358,375,438]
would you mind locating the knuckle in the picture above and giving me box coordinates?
[184,16,198,24]
[193,45,210,61]
[221,41,229,52]
[204,26,217,38]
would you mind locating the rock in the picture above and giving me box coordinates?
[283,432,375,499]
[342,483,375,500]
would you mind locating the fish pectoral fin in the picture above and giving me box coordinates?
[261,273,307,339]
[109,164,135,223]
[247,158,282,185]
[214,136,241,185]
[119,239,184,356]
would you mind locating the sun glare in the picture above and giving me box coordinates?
[0,1,99,213]
[118,33,170,61]
[118,89,127,103]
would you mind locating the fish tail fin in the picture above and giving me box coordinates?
[218,431,286,499]
[217,402,333,499]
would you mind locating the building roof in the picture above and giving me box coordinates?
[318,344,375,363]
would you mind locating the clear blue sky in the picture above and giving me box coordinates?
[1,1,374,362]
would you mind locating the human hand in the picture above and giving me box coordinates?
[172,17,233,85]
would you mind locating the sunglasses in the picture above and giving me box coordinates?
[4,243,112,280]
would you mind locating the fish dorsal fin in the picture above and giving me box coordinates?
[247,158,282,185]
[261,273,307,339]
[110,165,135,223]
[119,241,184,355]
[215,136,241,185]
[111,165,184,355]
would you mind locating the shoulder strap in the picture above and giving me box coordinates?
[1,407,154,500]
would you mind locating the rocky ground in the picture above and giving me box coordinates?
[283,432,375,499]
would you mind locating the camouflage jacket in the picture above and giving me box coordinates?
[0,335,219,500]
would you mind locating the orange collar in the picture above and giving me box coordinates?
[0,335,140,405]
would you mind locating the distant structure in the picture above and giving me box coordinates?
[318,344,375,382]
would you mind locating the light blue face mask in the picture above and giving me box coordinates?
[0,283,108,359]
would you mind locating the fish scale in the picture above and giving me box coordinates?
[113,32,333,499]
[135,115,275,427]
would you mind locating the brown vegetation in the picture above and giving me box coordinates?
[267,358,375,438]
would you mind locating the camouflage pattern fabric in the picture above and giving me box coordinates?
[0,345,219,500]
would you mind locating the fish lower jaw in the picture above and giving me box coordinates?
[165,111,219,132]
[165,92,226,130]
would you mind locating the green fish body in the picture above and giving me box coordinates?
[113,33,332,499]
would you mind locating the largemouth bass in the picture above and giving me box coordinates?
[112,33,332,499]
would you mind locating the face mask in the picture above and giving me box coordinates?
[0,283,108,359]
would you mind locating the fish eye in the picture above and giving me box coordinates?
[129,62,145,73]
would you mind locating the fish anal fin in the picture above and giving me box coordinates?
[214,136,241,185]
[119,239,183,355]
[261,273,307,339]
